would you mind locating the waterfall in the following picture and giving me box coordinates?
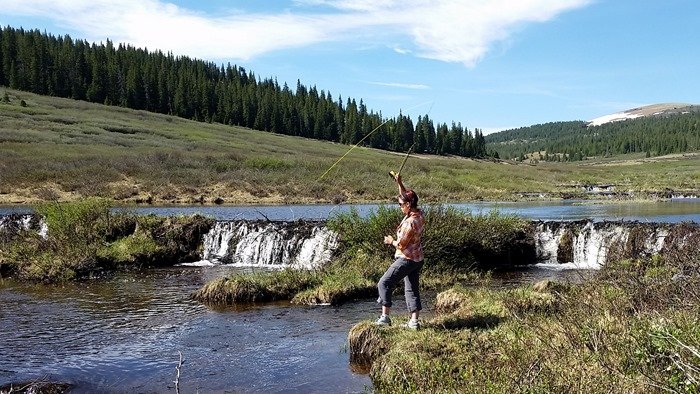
[193,220,339,269]
[534,220,671,270]
[0,214,47,239]
[2,213,695,271]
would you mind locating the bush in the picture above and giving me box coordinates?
[327,205,400,261]
[328,205,533,272]
[7,198,115,280]
[0,200,214,281]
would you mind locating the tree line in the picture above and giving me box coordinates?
[486,111,700,161]
[0,26,488,158]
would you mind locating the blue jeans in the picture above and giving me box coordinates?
[377,257,424,313]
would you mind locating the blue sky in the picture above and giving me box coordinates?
[1,0,698,133]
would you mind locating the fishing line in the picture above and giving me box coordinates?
[318,100,434,181]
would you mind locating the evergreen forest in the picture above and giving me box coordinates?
[0,26,488,158]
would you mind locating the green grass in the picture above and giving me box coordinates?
[191,269,321,304]
[349,249,700,393]
[1,88,698,205]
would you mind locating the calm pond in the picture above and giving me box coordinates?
[1,200,698,392]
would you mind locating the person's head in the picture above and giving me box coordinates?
[398,189,418,212]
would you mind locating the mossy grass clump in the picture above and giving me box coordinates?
[292,249,385,305]
[96,231,161,265]
[191,268,320,304]
[119,213,214,266]
[348,321,395,366]
[291,270,376,306]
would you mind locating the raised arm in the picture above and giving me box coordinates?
[394,173,407,197]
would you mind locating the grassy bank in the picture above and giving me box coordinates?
[192,206,530,305]
[0,199,213,281]
[349,248,700,393]
[1,88,698,206]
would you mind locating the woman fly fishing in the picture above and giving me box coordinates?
[375,173,424,330]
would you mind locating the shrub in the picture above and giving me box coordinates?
[329,205,533,272]
[8,198,115,280]
[327,205,400,260]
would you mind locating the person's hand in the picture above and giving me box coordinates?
[384,235,394,245]
[394,173,402,183]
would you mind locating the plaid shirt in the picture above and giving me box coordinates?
[394,209,425,262]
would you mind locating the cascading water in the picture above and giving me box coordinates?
[0,214,47,239]
[194,220,339,269]
[534,220,671,269]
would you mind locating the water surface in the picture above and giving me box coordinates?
[3,199,700,222]
[0,267,373,393]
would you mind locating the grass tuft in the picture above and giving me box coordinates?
[190,269,320,304]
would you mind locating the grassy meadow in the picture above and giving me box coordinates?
[1,88,698,206]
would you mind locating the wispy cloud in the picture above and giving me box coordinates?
[1,0,592,66]
[368,81,430,90]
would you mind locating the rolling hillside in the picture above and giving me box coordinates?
[1,89,699,205]
[486,104,700,161]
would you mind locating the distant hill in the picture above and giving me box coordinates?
[486,104,700,161]
[587,103,698,126]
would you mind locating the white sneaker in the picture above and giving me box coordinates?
[375,314,392,326]
[402,319,420,330]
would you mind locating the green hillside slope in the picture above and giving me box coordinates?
[1,89,698,205]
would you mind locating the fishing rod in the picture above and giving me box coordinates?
[317,117,392,181]
[389,143,415,179]
[317,101,433,181]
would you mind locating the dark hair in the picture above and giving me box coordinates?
[400,189,418,208]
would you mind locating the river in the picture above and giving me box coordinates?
[2,198,700,222]
[0,267,376,393]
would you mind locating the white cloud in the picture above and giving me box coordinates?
[368,81,430,90]
[1,0,592,65]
